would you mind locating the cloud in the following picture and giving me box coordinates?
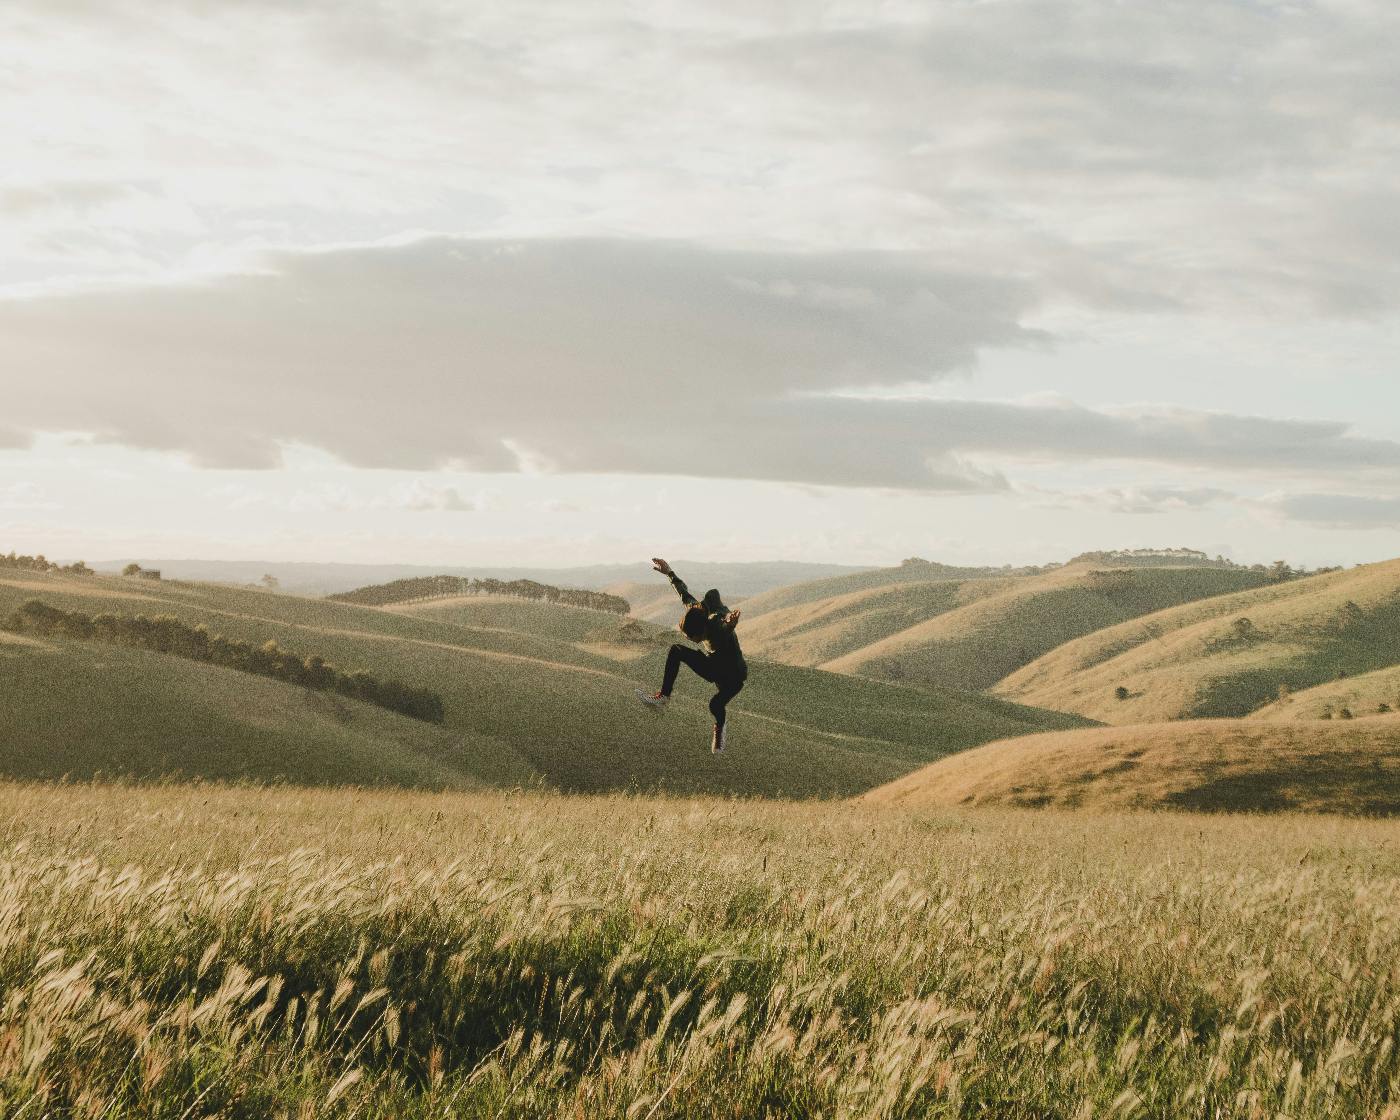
[1034,485,1235,516]
[398,482,476,513]
[0,236,1041,488]
[207,478,480,514]
[4,1,1399,320]
[4,236,1400,491]
[1262,493,1400,531]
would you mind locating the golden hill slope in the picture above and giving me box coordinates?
[995,559,1400,723]
[736,561,997,619]
[0,571,1086,797]
[739,579,980,667]
[738,562,1268,691]
[862,718,1400,814]
[1248,663,1400,723]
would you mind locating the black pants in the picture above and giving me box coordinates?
[661,644,746,728]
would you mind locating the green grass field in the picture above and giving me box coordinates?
[0,572,1084,797]
[0,631,535,788]
[996,559,1400,723]
[864,717,1400,814]
[3,782,1400,1117]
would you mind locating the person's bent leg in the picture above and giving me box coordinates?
[709,675,745,728]
[661,643,711,696]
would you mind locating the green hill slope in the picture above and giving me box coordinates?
[995,559,1400,723]
[0,571,1086,798]
[389,594,665,659]
[0,631,533,787]
[862,718,1400,814]
[823,565,1271,691]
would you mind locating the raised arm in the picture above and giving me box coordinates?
[652,557,697,606]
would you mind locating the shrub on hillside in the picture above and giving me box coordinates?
[4,599,444,724]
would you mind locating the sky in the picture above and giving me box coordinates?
[3,0,1399,570]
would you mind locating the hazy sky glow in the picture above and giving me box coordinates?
[3,0,1399,568]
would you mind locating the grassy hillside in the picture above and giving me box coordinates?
[996,559,1400,723]
[739,579,980,666]
[390,594,663,657]
[0,571,1083,797]
[736,560,1001,618]
[0,631,532,788]
[863,718,1400,814]
[1248,663,1400,722]
[740,564,1269,691]
[6,781,1400,1116]
[824,565,1272,691]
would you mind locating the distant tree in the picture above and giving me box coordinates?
[1268,560,1294,583]
[1339,707,1354,720]
[1378,703,1392,715]
[1114,686,1130,701]
[260,574,280,590]
[122,563,142,577]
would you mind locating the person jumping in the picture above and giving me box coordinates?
[637,558,747,753]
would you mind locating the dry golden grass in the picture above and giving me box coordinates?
[4,781,1400,1117]
[1250,664,1400,723]
[863,718,1400,814]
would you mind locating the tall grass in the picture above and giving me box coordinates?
[2,783,1399,1117]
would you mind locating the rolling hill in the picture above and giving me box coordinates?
[862,718,1400,814]
[1247,663,1400,723]
[995,559,1400,723]
[742,563,1271,692]
[0,570,1087,797]
[0,630,534,788]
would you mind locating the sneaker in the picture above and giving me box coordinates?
[636,689,669,711]
[711,723,726,753]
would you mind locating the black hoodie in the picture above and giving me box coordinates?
[668,572,747,678]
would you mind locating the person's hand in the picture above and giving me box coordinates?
[651,557,672,575]
[724,609,741,627]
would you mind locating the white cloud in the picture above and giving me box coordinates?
[3,1,1398,319]
[1032,485,1235,516]
[397,482,477,513]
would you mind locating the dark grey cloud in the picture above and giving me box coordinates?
[0,237,1041,487]
[1266,493,1400,531]
[4,236,1400,490]
[785,398,1400,476]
